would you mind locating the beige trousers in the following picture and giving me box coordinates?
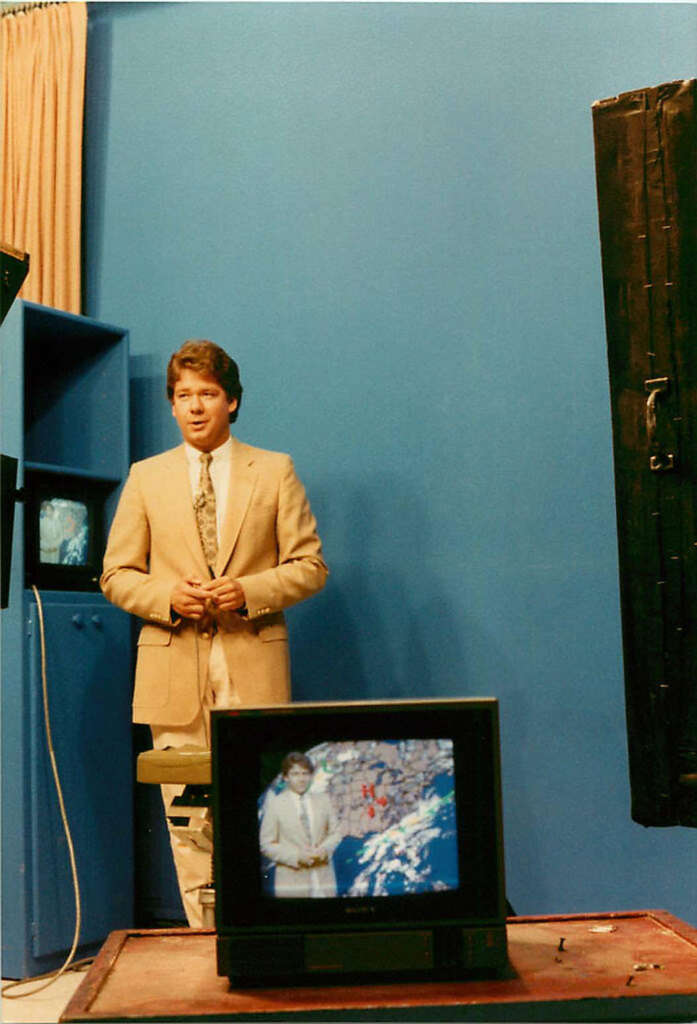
[150,634,238,927]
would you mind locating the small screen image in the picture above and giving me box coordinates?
[39,498,89,566]
[258,739,459,900]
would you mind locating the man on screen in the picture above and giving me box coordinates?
[260,752,341,897]
[101,340,328,926]
[39,501,62,563]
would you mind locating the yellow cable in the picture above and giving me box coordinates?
[2,586,82,998]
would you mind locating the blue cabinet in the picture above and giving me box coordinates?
[27,593,133,960]
[0,301,133,978]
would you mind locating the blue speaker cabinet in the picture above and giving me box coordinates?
[0,301,133,978]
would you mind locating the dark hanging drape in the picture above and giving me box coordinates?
[593,79,697,827]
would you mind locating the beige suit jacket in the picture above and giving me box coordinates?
[100,438,328,725]
[259,787,341,897]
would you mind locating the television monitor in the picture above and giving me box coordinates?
[212,697,508,987]
[24,471,110,591]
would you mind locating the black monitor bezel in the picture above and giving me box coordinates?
[212,698,506,933]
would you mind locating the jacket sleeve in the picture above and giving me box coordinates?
[100,465,176,627]
[236,456,328,620]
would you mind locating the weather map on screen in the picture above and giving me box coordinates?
[258,738,459,899]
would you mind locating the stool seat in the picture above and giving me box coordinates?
[137,745,211,785]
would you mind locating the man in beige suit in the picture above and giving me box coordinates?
[260,752,342,897]
[101,340,328,925]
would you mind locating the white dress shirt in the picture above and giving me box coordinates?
[289,789,325,896]
[290,789,315,840]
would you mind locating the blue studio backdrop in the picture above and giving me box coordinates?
[83,2,697,923]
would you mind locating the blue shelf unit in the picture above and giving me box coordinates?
[0,301,134,979]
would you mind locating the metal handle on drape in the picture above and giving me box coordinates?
[646,387,659,445]
[645,377,675,472]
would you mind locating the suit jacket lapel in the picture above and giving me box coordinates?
[215,438,257,576]
[169,446,211,577]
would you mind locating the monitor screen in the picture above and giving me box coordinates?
[39,498,89,566]
[258,738,459,900]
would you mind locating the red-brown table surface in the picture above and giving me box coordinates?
[61,911,697,1021]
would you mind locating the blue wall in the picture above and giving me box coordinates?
[84,2,697,923]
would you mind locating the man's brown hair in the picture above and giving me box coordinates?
[281,751,315,777]
[167,340,243,422]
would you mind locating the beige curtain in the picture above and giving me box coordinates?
[1,2,87,314]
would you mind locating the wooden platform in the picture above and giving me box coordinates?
[61,911,697,1021]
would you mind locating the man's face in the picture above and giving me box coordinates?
[285,765,313,795]
[171,368,238,452]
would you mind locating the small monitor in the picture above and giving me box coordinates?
[212,697,508,987]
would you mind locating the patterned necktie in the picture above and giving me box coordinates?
[299,796,312,843]
[195,452,218,570]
